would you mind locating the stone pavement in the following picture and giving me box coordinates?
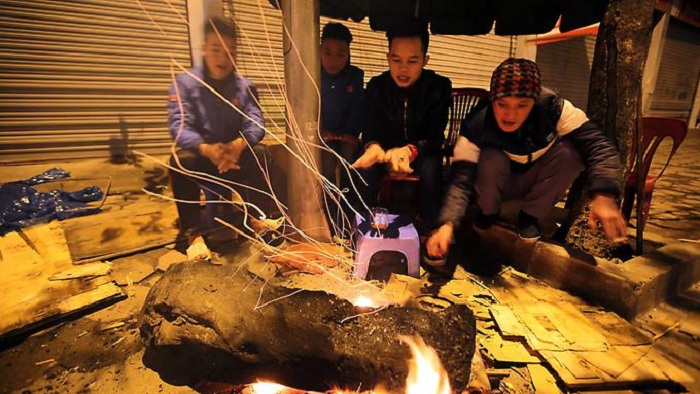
[0,130,698,394]
[642,128,700,244]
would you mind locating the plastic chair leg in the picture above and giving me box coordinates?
[638,177,657,232]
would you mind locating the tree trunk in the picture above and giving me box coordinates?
[564,0,656,257]
[282,0,331,241]
[139,262,476,392]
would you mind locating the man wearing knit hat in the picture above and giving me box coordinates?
[425,58,627,261]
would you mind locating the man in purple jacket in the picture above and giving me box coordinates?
[167,17,270,247]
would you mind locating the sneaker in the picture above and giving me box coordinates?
[517,211,541,242]
[473,211,499,232]
[184,230,212,260]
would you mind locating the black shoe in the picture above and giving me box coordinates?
[517,211,541,242]
[473,211,499,232]
[175,227,202,254]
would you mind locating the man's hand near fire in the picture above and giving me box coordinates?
[351,143,386,169]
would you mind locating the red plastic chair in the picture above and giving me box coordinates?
[379,87,489,209]
[620,116,687,231]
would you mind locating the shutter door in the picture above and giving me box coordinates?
[225,0,513,141]
[536,35,596,111]
[649,18,700,120]
[0,0,191,163]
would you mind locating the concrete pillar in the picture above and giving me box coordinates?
[641,12,669,115]
[187,0,223,67]
[515,35,538,61]
[688,74,700,128]
[282,0,330,241]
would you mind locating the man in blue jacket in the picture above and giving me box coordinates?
[319,22,364,238]
[167,17,270,248]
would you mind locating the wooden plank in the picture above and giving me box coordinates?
[49,261,112,281]
[514,304,567,351]
[62,195,178,261]
[586,311,652,346]
[0,157,167,195]
[541,303,608,351]
[578,346,651,379]
[156,250,187,272]
[527,364,561,393]
[54,282,124,313]
[541,350,601,386]
[0,225,124,338]
[20,221,73,267]
[480,335,540,364]
[490,305,527,337]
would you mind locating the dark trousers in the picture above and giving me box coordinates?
[169,144,272,233]
[356,154,443,234]
[475,139,584,221]
[320,140,359,237]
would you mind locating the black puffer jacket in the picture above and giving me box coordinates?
[362,69,452,158]
[438,89,622,228]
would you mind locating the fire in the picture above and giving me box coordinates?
[247,381,288,393]
[400,335,451,394]
[353,295,375,308]
[249,336,451,394]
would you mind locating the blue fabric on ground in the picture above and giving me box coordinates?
[0,168,104,235]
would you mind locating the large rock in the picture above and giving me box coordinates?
[139,262,475,392]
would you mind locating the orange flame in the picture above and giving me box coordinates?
[400,335,451,394]
[250,335,452,394]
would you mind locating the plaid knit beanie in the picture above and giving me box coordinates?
[490,58,542,101]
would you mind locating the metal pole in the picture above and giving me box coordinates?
[281,0,330,241]
[635,92,644,254]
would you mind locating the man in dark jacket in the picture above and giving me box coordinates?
[167,17,273,253]
[352,27,451,235]
[319,22,364,238]
[426,58,627,260]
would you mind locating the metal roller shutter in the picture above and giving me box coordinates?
[536,36,596,111]
[0,0,191,163]
[649,18,700,120]
[225,0,513,140]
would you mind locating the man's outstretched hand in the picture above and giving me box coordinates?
[352,143,386,169]
[384,145,413,174]
[588,193,628,243]
[425,223,454,262]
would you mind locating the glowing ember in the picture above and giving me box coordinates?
[400,335,451,394]
[248,381,287,394]
[353,295,375,308]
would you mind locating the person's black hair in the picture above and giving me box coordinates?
[386,26,429,55]
[321,22,352,44]
[205,16,236,40]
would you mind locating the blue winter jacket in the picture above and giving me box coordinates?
[321,64,364,137]
[167,66,265,150]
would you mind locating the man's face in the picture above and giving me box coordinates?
[203,32,236,80]
[321,38,350,77]
[387,36,428,88]
[492,96,536,132]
